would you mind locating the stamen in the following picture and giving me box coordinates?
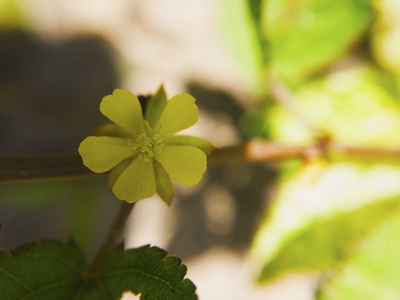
[127,122,164,162]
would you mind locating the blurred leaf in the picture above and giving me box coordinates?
[0,0,28,29]
[219,0,265,95]
[268,67,400,147]
[371,0,400,74]
[262,0,373,84]
[249,161,400,282]
[0,241,197,300]
[317,214,400,300]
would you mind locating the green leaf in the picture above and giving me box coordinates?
[0,241,198,300]
[0,240,85,300]
[249,162,400,282]
[317,214,400,300]
[262,0,373,84]
[268,67,400,148]
[219,0,265,95]
[82,245,197,300]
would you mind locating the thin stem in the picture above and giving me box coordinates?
[75,201,133,299]
[3,141,400,182]
[0,155,96,182]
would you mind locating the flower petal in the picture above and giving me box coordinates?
[78,136,135,173]
[112,158,156,203]
[155,93,199,137]
[107,157,133,191]
[164,135,216,155]
[100,89,143,135]
[154,145,207,186]
[145,85,167,127]
[153,159,174,205]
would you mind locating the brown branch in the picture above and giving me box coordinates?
[2,141,400,182]
[0,155,97,182]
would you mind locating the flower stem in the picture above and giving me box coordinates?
[75,201,133,299]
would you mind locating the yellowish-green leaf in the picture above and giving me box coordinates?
[249,161,400,282]
[318,214,400,300]
[219,0,265,95]
[268,67,400,148]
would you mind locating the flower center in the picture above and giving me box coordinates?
[127,121,164,163]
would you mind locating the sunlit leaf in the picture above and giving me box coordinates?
[262,0,373,84]
[371,0,400,74]
[317,214,400,300]
[249,161,400,282]
[219,0,265,95]
[268,67,400,148]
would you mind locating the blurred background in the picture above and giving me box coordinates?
[1,0,400,299]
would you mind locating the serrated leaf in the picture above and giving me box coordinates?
[0,241,197,300]
[249,162,400,282]
[82,245,197,300]
[0,240,85,300]
[262,0,373,84]
[317,214,400,300]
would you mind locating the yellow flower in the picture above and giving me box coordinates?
[79,87,213,204]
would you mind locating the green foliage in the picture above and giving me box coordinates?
[0,0,28,29]
[0,241,197,300]
[250,162,400,282]
[219,0,265,95]
[317,215,400,300]
[262,0,373,84]
[258,197,400,281]
[0,240,85,300]
[267,67,400,147]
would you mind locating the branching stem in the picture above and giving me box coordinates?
[2,141,400,182]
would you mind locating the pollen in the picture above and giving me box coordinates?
[127,121,164,162]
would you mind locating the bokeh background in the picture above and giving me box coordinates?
[1,0,400,299]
